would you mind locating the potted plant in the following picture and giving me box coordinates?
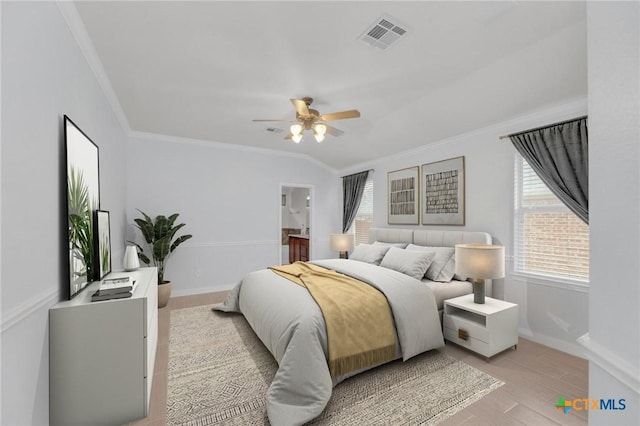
[132,210,192,308]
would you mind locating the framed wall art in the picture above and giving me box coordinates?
[421,156,465,225]
[65,115,100,299]
[387,166,419,225]
[94,210,112,280]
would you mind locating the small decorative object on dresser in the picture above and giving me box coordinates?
[123,245,140,271]
[454,244,505,304]
[93,210,111,280]
[443,294,518,358]
[131,210,192,308]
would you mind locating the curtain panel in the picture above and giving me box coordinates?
[342,171,370,233]
[510,116,589,224]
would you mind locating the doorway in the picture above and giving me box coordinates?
[280,184,313,264]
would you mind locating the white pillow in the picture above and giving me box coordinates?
[349,244,390,265]
[380,247,436,280]
[372,241,409,249]
[405,244,456,282]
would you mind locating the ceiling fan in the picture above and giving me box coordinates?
[253,97,360,143]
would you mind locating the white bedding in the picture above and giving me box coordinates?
[213,258,444,426]
[424,278,473,310]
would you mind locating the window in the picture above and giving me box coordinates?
[514,155,589,281]
[353,176,373,245]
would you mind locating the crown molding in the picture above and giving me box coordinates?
[130,130,339,175]
[56,1,131,133]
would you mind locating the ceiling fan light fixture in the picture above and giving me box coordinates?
[314,132,325,143]
[313,122,327,135]
[290,123,303,135]
[292,133,303,144]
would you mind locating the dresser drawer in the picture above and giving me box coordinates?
[443,313,490,343]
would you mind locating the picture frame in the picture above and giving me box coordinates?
[94,210,112,280]
[421,156,465,225]
[65,115,100,299]
[387,166,419,225]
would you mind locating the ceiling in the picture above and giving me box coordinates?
[74,1,587,170]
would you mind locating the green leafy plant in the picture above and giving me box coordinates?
[67,166,95,281]
[132,210,193,284]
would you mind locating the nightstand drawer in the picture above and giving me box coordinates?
[443,313,490,343]
[443,325,491,355]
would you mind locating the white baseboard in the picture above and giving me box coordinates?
[518,327,587,359]
[171,284,235,298]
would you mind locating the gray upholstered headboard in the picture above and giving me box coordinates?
[368,228,491,247]
[367,228,494,296]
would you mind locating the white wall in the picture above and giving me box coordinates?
[586,2,640,424]
[340,99,589,357]
[127,134,340,296]
[0,2,129,425]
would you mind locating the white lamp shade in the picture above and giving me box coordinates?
[123,245,140,271]
[455,244,505,279]
[329,234,355,252]
[292,133,303,143]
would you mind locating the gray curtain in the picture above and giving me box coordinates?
[342,170,370,233]
[510,116,588,223]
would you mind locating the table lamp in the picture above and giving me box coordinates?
[330,234,355,259]
[455,244,505,304]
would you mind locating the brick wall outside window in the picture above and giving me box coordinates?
[515,156,589,282]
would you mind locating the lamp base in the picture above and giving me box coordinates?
[472,279,485,304]
[339,251,349,259]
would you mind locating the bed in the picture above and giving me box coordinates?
[213,228,492,426]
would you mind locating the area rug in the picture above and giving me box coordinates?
[167,305,503,425]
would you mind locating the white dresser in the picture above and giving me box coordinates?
[49,267,158,426]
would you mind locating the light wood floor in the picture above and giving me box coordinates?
[127,292,588,426]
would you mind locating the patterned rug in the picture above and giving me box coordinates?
[167,305,503,425]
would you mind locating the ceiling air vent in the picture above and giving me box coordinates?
[265,127,284,133]
[358,15,409,51]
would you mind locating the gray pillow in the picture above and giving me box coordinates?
[349,244,391,265]
[380,247,436,280]
[405,244,456,282]
[372,241,409,249]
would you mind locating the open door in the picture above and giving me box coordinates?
[280,184,313,264]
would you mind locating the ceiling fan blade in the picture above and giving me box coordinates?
[320,109,361,121]
[290,99,310,118]
[325,124,344,137]
[284,133,293,140]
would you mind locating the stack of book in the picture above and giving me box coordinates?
[91,276,135,302]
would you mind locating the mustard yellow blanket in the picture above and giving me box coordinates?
[269,262,396,377]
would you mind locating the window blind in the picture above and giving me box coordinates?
[515,156,589,281]
[353,176,373,245]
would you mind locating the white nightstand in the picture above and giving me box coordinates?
[443,294,518,358]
